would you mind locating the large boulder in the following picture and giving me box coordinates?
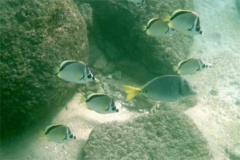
[76,0,194,82]
[82,108,212,160]
[0,0,88,138]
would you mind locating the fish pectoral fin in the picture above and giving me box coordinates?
[124,86,141,101]
[102,105,108,111]
[74,73,81,79]
[60,134,66,141]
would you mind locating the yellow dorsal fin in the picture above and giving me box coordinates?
[124,86,141,101]
[141,25,147,32]
[162,14,171,22]
[172,65,178,72]
[53,66,60,74]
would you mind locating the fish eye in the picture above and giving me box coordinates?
[199,30,203,34]
[70,135,73,138]
[112,106,116,111]
[87,74,92,79]
[116,109,119,112]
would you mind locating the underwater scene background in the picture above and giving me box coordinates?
[0,0,240,160]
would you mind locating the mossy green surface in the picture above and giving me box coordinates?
[0,0,88,139]
[82,108,212,160]
[76,0,194,82]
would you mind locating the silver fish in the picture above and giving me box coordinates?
[175,58,210,75]
[168,10,202,35]
[85,93,119,114]
[56,60,96,84]
[44,124,76,143]
[124,75,196,102]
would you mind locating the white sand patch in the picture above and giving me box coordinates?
[185,0,240,159]
[0,92,137,160]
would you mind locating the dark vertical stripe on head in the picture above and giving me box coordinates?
[86,94,105,102]
[64,127,71,140]
[196,59,203,71]
[59,61,78,72]
[85,65,92,77]
[170,10,191,20]
[45,124,64,135]
[196,17,201,32]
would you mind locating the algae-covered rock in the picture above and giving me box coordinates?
[76,0,194,82]
[82,109,212,160]
[0,0,88,138]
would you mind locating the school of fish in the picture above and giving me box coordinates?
[43,6,211,143]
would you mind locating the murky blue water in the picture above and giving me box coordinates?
[1,0,240,160]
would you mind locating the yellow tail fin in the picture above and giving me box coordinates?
[124,86,141,101]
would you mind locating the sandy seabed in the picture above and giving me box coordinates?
[1,0,240,160]
[185,0,240,159]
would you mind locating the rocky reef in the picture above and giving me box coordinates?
[0,0,88,138]
[76,0,194,82]
[82,108,212,160]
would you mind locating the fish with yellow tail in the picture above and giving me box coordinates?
[124,75,196,102]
